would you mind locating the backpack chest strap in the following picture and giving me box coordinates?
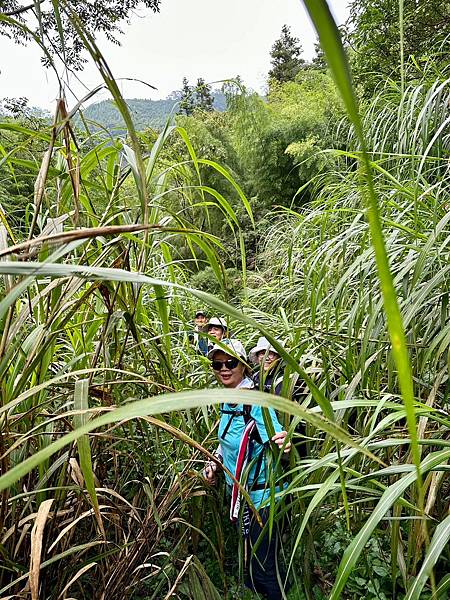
[220,404,263,444]
[220,404,250,440]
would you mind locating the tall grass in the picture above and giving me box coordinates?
[245,2,450,595]
[0,1,448,599]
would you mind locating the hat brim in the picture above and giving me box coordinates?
[207,347,221,359]
[208,347,244,360]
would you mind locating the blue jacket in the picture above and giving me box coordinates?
[218,377,285,508]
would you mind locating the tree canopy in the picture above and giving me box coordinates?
[0,0,161,68]
[347,0,450,93]
[268,24,305,84]
[179,77,215,115]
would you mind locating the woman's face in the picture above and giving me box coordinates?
[256,349,280,371]
[211,350,245,388]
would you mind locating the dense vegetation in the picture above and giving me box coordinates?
[0,1,449,599]
[80,91,227,133]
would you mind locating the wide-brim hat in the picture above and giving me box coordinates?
[207,338,246,361]
[248,336,283,364]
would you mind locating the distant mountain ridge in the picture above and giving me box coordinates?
[81,91,227,132]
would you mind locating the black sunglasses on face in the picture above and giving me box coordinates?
[211,357,240,371]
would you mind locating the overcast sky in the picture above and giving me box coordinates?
[0,0,351,110]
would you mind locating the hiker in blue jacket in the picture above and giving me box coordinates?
[203,338,291,600]
[189,310,209,355]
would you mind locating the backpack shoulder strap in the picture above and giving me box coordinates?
[243,405,263,445]
[220,403,245,440]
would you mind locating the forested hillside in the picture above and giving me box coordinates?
[82,90,227,132]
[0,1,449,600]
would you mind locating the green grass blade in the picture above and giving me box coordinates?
[405,514,450,600]
[0,388,381,492]
[153,284,171,360]
[432,574,450,600]
[73,379,104,536]
[198,158,254,226]
[329,450,450,599]
[302,0,421,487]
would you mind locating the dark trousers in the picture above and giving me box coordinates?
[244,508,287,600]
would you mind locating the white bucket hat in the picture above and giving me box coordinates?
[207,338,247,361]
[248,336,283,364]
[207,317,228,330]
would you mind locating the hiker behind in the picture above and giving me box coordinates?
[249,336,285,395]
[250,336,307,457]
[206,316,229,353]
[204,338,291,600]
[190,310,209,356]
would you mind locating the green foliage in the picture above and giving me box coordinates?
[179,77,217,116]
[269,24,305,83]
[152,71,342,261]
[195,78,214,112]
[0,0,161,69]
[347,0,450,95]
[79,91,227,133]
[180,77,196,116]
[229,70,343,212]
[0,1,449,599]
[311,521,407,600]
[190,266,243,303]
[311,39,327,70]
[0,115,51,232]
[247,68,450,598]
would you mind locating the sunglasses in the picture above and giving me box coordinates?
[211,357,240,371]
